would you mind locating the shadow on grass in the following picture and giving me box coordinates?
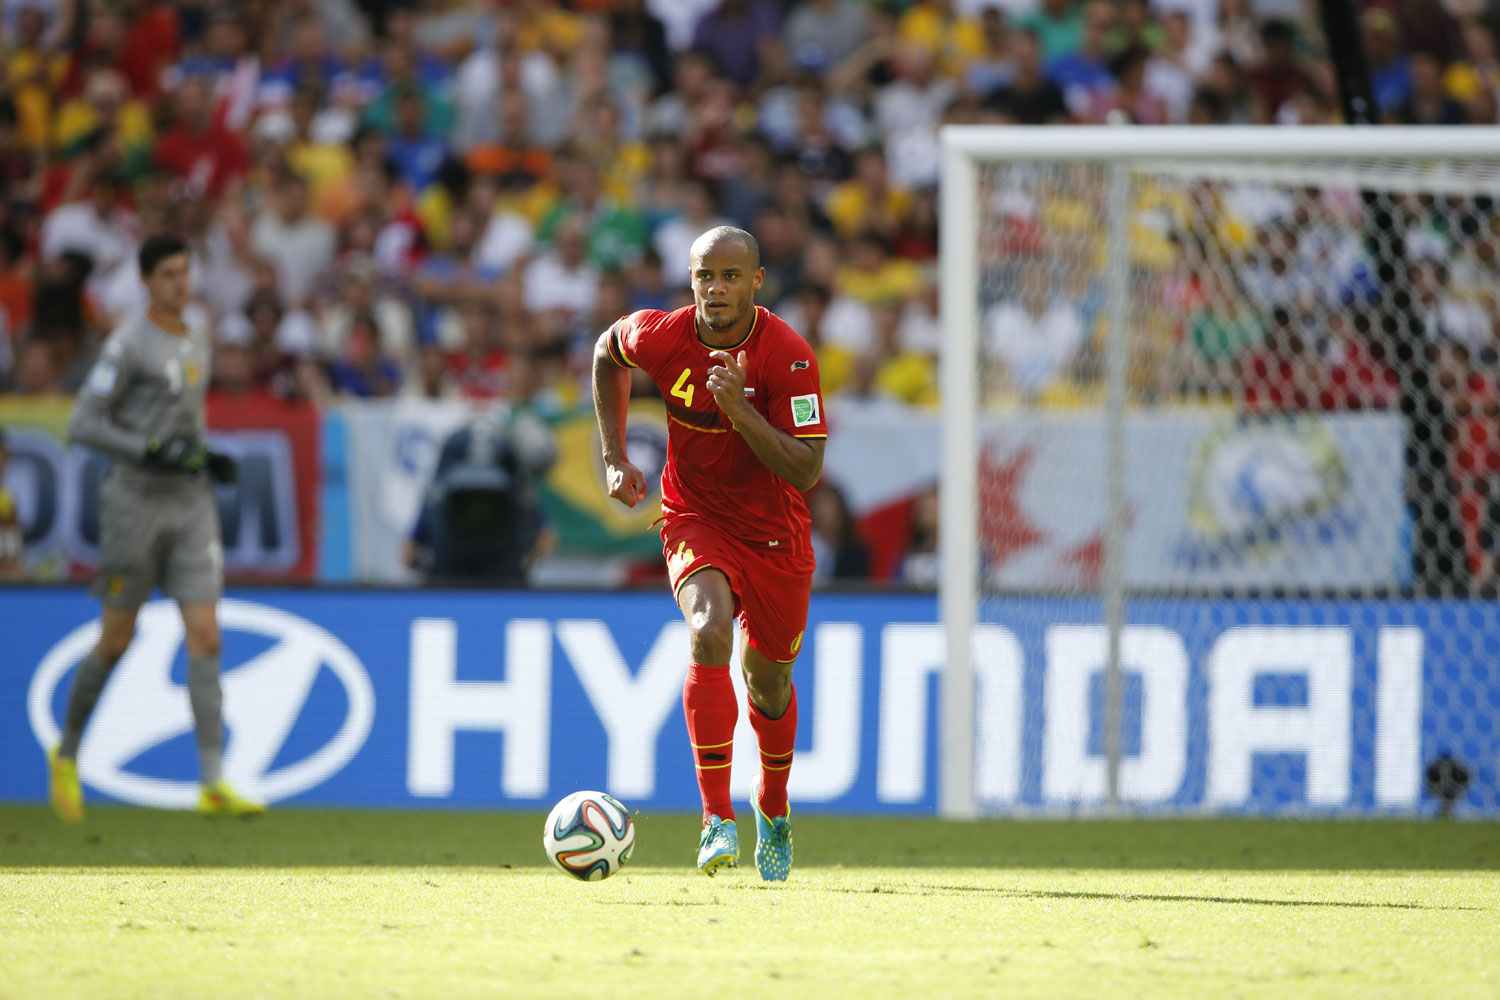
[1,806,1496,872]
[815,883,1483,911]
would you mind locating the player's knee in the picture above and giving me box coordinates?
[688,609,734,664]
[96,628,134,665]
[745,664,793,713]
[186,622,222,658]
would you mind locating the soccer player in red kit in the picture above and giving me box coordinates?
[592,227,826,881]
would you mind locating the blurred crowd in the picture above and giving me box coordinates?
[2,0,1500,587]
[5,0,1500,413]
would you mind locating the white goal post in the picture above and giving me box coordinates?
[937,126,1500,820]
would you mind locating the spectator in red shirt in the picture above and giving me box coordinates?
[64,6,126,98]
[1238,308,1322,414]
[210,316,275,402]
[0,226,32,342]
[153,76,250,201]
[1247,20,1312,124]
[448,300,511,400]
[891,189,938,261]
[117,1,181,98]
[1320,315,1401,411]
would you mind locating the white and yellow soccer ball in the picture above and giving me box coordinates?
[542,791,636,881]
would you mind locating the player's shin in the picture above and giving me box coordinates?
[188,652,224,785]
[57,652,115,759]
[683,662,737,823]
[747,685,797,819]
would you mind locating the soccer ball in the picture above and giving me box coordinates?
[543,790,636,881]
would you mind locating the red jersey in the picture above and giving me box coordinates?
[154,125,249,201]
[609,305,827,545]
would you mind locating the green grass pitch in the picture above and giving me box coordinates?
[1,807,1496,999]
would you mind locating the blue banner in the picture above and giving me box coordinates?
[1,589,1495,814]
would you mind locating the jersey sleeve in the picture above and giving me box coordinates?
[764,339,828,440]
[605,310,667,375]
[67,331,150,460]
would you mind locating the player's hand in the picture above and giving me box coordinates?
[143,435,208,474]
[605,458,647,508]
[707,350,750,422]
[206,450,238,484]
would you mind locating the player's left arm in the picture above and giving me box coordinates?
[707,350,825,492]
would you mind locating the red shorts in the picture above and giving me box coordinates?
[661,512,815,663]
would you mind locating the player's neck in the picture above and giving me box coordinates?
[694,307,756,349]
[148,304,188,337]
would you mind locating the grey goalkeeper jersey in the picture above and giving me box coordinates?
[68,311,212,493]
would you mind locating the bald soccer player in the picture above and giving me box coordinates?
[592,226,827,881]
[50,233,263,822]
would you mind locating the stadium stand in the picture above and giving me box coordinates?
[1,0,1498,586]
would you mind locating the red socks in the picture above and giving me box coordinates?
[684,664,800,824]
[683,662,737,823]
[748,685,797,819]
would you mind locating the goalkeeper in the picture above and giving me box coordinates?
[49,233,262,823]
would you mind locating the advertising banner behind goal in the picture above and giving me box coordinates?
[2,588,1495,816]
[824,411,1407,591]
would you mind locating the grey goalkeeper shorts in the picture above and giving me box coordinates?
[91,476,223,608]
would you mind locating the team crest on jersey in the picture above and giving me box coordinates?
[87,361,119,396]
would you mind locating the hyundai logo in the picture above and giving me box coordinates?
[28,599,374,808]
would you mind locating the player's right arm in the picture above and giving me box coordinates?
[592,321,646,508]
[67,332,151,461]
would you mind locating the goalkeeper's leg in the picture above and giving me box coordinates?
[51,605,140,823]
[173,499,263,818]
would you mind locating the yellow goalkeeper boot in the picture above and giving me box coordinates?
[197,780,266,818]
[48,747,85,825]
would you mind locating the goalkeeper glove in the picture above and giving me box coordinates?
[143,436,208,475]
[206,450,238,484]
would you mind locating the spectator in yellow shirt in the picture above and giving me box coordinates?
[869,302,938,407]
[569,101,651,206]
[824,147,914,241]
[283,90,356,220]
[1443,19,1500,106]
[52,69,155,172]
[515,0,584,59]
[898,0,985,78]
[4,4,69,150]
[836,231,927,306]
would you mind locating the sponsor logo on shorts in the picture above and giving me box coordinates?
[669,540,697,573]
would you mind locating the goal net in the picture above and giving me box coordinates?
[938,128,1500,819]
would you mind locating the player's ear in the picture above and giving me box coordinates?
[753,267,765,291]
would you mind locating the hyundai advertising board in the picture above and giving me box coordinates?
[1,589,1495,815]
